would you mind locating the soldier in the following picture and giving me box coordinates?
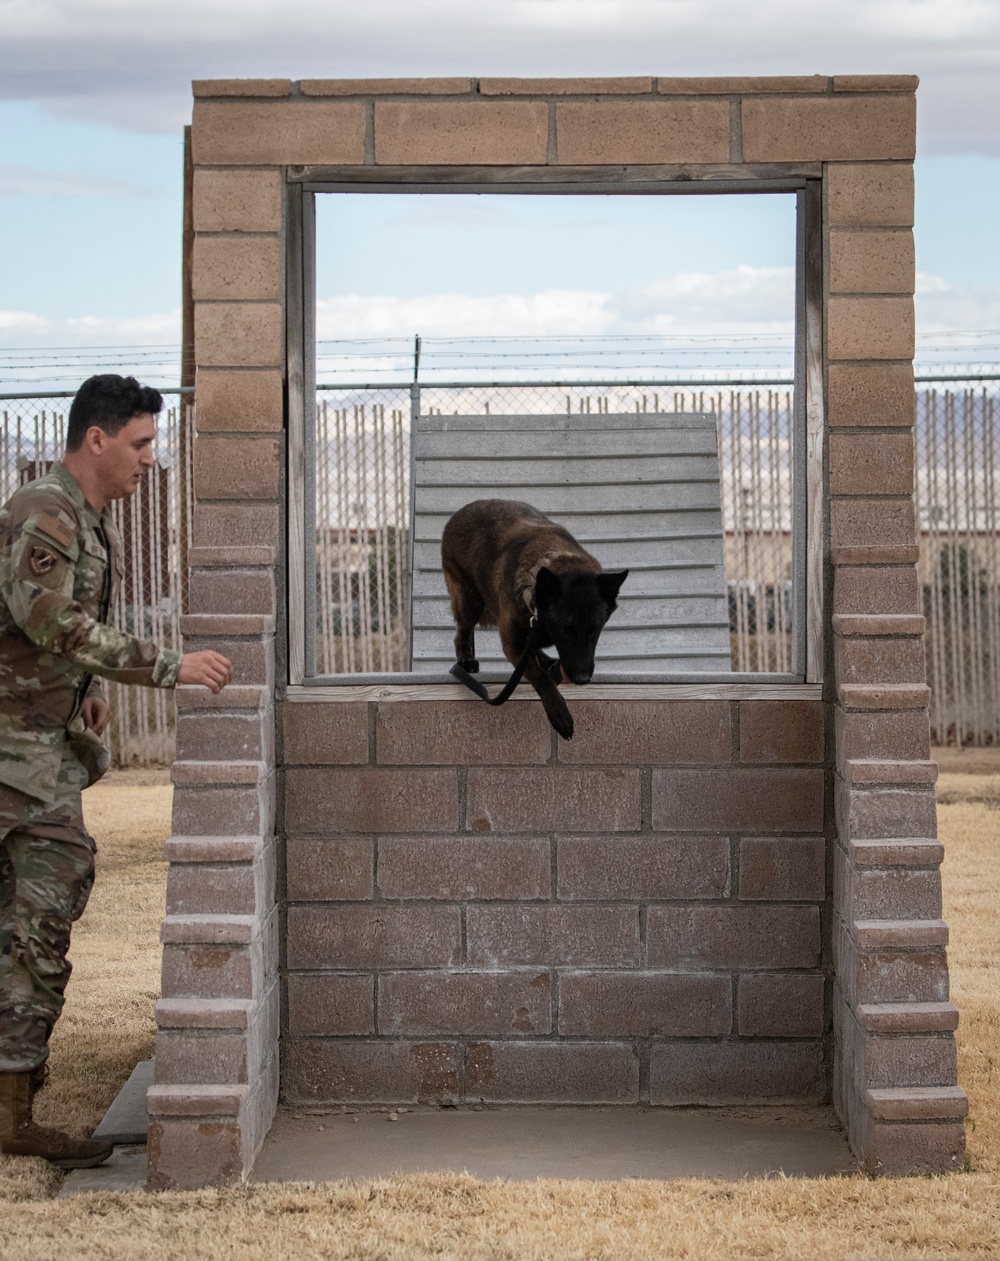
[0,374,232,1168]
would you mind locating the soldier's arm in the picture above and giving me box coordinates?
[2,513,181,687]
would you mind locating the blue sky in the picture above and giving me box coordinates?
[2,0,1000,387]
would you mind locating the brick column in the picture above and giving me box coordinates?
[827,156,967,1172]
[147,549,279,1187]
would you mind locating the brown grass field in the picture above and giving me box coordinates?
[0,756,998,1260]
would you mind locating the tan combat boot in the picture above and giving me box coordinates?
[0,1070,113,1168]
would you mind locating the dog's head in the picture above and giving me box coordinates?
[534,567,628,685]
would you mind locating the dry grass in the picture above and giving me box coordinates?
[1,756,998,1259]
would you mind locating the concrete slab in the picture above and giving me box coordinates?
[58,1146,147,1197]
[92,1059,153,1144]
[253,1106,855,1184]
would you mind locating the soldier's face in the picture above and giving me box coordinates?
[92,412,157,501]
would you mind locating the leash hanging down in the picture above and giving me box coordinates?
[449,614,544,706]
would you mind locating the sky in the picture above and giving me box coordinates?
[2,0,1000,388]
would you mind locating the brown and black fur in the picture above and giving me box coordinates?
[441,499,628,738]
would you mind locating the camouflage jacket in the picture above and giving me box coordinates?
[0,461,181,802]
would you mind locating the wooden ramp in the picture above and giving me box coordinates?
[410,412,731,675]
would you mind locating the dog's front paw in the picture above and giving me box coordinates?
[546,704,574,740]
[459,658,480,674]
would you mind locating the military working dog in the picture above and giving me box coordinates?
[442,499,628,739]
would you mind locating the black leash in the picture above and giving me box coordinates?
[449,614,544,706]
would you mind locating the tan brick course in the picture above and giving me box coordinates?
[738,973,826,1036]
[285,836,374,901]
[827,296,915,360]
[378,971,552,1036]
[161,942,253,1001]
[829,432,914,497]
[833,76,919,93]
[827,362,915,427]
[302,78,472,96]
[284,1040,460,1105]
[192,169,283,233]
[657,76,829,94]
[467,905,639,967]
[742,97,916,161]
[286,905,461,970]
[189,570,274,618]
[834,634,926,687]
[647,905,821,969]
[556,101,729,164]
[559,972,732,1036]
[194,80,291,98]
[192,236,281,302]
[375,102,548,165]
[195,369,284,433]
[285,973,374,1035]
[865,1119,966,1176]
[376,700,550,765]
[738,837,826,901]
[556,835,728,900]
[837,783,937,841]
[843,865,942,921]
[281,703,369,765]
[194,435,281,502]
[195,302,283,368]
[172,784,270,837]
[481,77,653,96]
[284,767,459,833]
[829,231,915,295]
[863,1033,957,1088]
[194,503,280,549]
[192,100,366,165]
[557,700,732,765]
[827,164,915,228]
[466,767,640,833]
[834,565,920,616]
[378,836,551,901]
[176,712,269,763]
[739,701,824,764]
[651,768,824,833]
[466,1041,638,1103]
[651,1040,824,1104]
[830,498,916,550]
[835,708,931,763]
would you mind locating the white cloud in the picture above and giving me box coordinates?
[1,0,999,152]
[316,266,796,341]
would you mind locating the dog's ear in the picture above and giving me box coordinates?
[534,566,561,609]
[598,569,629,605]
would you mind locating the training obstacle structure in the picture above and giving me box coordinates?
[146,74,966,1189]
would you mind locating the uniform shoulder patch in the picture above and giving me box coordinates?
[34,512,76,550]
[29,544,60,576]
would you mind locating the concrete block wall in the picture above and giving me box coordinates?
[151,72,966,1187]
[280,698,828,1107]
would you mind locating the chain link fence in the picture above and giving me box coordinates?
[0,393,192,764]
[313,381,796,682]
[915,381,1000,744]
[3,373,998,760]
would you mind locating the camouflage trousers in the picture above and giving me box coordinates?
[0,757,93,1072]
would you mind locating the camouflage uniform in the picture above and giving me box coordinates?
[0,461,181,1071]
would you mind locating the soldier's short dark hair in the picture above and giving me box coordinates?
[66,375,163,452]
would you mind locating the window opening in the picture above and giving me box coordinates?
[300,187,808,684]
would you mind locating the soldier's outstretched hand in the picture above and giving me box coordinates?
[178,650,233,693]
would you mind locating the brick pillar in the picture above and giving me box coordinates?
[146,553,280,1188]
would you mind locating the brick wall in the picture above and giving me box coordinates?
[280,698,828,1106]
[151,72,966,1188]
